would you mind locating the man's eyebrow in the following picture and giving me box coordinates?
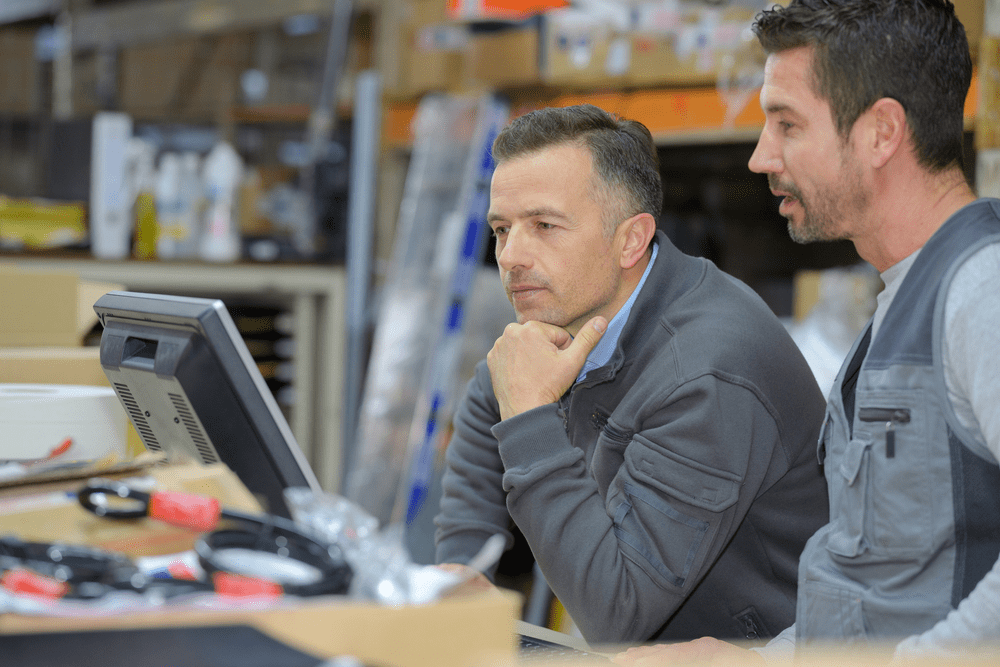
[487,207,568,224]
[524,207,569,219]
[763,101,803,119]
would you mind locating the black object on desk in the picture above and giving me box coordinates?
[0,624,327,667]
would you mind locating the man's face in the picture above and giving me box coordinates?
[487,142,627,337]
[748,46,870,243]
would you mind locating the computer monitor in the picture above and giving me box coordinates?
[93,290,321,518]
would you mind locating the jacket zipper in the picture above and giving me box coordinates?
[858,407,911,458]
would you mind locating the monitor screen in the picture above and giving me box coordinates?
[93,290,321,518]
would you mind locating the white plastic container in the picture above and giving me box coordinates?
[89,112,134,260]
[0,384,127,463]
[199,141,244,263]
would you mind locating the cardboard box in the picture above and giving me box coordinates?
[792,267,881,323]
[954,0,985,60]
[411,0,450,26]
[976,35,1000,151]
[119,34,250,121]
[0,347,107,386]
[541,10,628,88]
[398,21,469,97]
[466,25,540,88]
[0,454,522,667]
[626,4,758,88]
[0,269,79,348]
[0,29,40,115]
[0,591,522,667]
[0,267,121,347]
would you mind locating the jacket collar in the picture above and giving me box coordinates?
[578,230,702,385]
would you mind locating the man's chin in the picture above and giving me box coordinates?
[787,220,845,245]
[787,220,814,244]
[512,311,569,328]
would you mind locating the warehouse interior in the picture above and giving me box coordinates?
[0,0,997,662]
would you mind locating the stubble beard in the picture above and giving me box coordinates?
[774,158,867,245]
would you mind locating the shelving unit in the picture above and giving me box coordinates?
[1,256,347,492]
[383,72,982,150]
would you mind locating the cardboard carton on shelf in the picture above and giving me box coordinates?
[0,347,109,387]
[0,266,145,455]
[466,24,541,89]
[0,266,121,348]
[540,10,629,89]
[395,20,469,97]
[0,28,40,115]
[625,2,759,89]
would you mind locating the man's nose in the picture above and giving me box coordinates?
[497,226,530,271]
[748,129,783,174]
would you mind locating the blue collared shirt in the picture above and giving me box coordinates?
[577,241,659,382]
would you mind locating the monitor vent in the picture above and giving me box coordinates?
[113,382,161,451]
[168,392,219,464]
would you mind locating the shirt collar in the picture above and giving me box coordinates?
[577,240,659,382]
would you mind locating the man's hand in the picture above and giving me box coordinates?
[613,638,765,667]
[487,316,607,420]
[434,563,500,597]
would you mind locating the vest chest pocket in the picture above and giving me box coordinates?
[825,435,871,558]
[857,408,909,458]
[824,400,935,559]
[854,403,934,556]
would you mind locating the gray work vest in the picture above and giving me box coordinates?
[797,199,1000,647]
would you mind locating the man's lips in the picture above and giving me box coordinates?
[509,285,544,298]
[771,189,799,215]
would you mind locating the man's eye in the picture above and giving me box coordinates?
[492,226,508,237]
[537,221,554,230]
[778,120,794,132]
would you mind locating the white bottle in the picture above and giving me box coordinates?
[177,151,204,259]
[89,112,134,260]
[154,152,183,260]
[198,141,244,263]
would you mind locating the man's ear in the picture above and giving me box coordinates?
[618,213,656,270]
[867,97,908,169]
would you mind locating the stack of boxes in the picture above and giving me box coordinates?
[0,267,141,455]
[385,0,985,98]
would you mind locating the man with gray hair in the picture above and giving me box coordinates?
[434,103,829,645]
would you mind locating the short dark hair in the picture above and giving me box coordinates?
[753,0,971,173]
[491,104,663,233]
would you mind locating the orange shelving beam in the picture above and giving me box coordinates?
[384,68,980,149]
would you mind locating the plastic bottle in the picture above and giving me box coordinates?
[89,112,134,260]
[199,141,243,263]
[129,138,159,260]
[177,152,204,259]
[154,152,183,260]
[154,151,203,260]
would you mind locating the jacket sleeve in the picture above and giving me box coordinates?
[433,360,513,578]
[893,242,1000,658]
[496,372,785,645]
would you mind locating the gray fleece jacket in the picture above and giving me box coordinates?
[434,232,829,645]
